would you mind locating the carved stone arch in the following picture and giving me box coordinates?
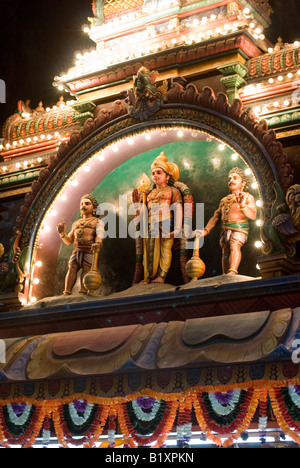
[14,87,294,301]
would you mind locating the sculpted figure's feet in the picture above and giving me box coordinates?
[151,276,165,284]
[227,269,238,275]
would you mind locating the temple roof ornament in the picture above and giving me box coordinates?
[92,0,183,24]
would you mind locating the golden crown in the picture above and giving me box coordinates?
[151,152,180,181]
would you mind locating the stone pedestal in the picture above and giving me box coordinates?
[0,293,22,313]
[257,254,300,279]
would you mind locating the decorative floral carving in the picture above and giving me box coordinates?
[128,66,168,120]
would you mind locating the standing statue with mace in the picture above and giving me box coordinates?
[57,194,104,295]
[196,168,257,275]
[132,153,183,284]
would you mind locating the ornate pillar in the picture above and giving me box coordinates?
[218,62,248,104]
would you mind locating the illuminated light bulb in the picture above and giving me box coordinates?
[255,27,262,35]
[255,240,262,248]
[35,261,43,267]
[288,72,293,79]
[98,155,105,162]
[112,145,119,152]
[202,16,208,24]
[177,130,184,137]
[252,182,258,189]
[256,220,262,227]
[37,157,42,163]
[297,70,300,76]
[13,141,17,147]
[273,101,279,108]
[277,75,283,81]
[245,168,252,175]
[218,144,226,151]
[145,134,151,141]
[224,24,230,31]
[127,138,134,145]
[51,210,57,216]
[294,41,300,47]
[249,22,255,29]
[2,166,7,172]
[30,297,37,303]
[268,48,273,53]
[254,106,261,114]
[244,8,250,14]
[33,278,40,284]
[284,100,290,106]
[40,134,46,140]
[231,153,238,160]
[210,14,216,20]
[16,163,21,169]
[6,143,10,149]
[84,165,90,172]
[256,200,262,207]
[268,78,274,84]
[60,194,67,201]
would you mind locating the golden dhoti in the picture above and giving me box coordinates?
[145,221,174,280]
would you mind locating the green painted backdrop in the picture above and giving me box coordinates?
[55,140,261,295]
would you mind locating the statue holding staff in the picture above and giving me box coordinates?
[57,194,104,295]
[132,152,183,284]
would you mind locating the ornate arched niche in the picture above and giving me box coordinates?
[14,83,297,305]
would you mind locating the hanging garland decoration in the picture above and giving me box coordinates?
[192,388,261,447]
[52,401,109,448]
[0,402,46,448]
[258,389,268,443]
[2,381,300,447]
[177,396,193,447]
[118,397,179,448]
[268,384,300,445]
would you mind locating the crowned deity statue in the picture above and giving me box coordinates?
[197,168,257,275]
[57,194,104,295]
[132,153,183,284]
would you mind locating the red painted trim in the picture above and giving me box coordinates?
[98,0,232,42]
[240,82,299,103]
[1,139,69,161]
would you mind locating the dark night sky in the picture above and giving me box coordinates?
[0,0,300,133]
